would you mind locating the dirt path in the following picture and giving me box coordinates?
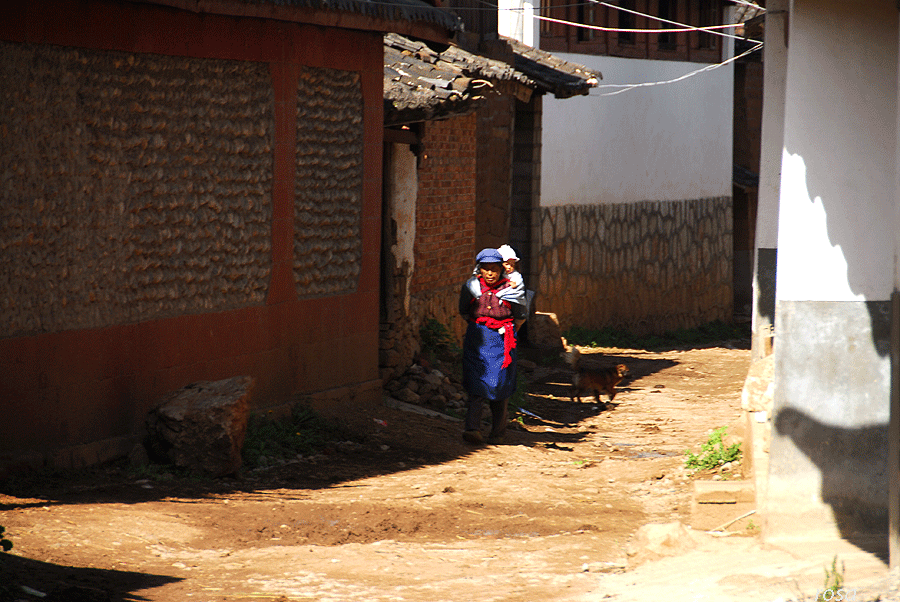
[0,342,891,601]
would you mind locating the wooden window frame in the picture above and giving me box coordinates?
[538,0,722,63]
[609,0,649,59]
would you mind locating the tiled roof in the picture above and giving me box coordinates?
[503,35,602,99]
[384,33,600,125]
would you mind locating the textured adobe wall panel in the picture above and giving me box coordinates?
[0,42,274,338]
[294,67,363,298]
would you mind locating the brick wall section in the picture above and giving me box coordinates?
[412,114,477,295]
[475,84,516,250]
[511,94,542,289]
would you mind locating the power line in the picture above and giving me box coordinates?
[463,0,760,44]
[592,40,762,96]
[592,0,755,42]
[535,13,747,37]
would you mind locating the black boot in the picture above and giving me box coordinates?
[488,398,508,444]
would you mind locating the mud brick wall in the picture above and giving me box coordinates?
[536,198,733,334]
[411,113,477,338]
[294,67,363,298]
[0,1,385,472]
[412,114,477,296]
[475,83,516,250]
[0,42,274,338]
[734,60,763,176]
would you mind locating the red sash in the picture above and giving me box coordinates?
[471,276,515,369]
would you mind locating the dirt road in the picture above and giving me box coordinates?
[0,342,892,601]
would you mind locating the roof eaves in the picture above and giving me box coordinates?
[383,33,601,125]
[502,35,601,98]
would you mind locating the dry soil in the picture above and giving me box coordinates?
[0,342,893,602]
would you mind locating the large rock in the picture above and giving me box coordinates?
[147,376,253,477]
[626,521,702,565]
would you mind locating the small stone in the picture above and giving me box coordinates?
[423,373,443,388]
[128,443,150,469]
[395,388,420,404]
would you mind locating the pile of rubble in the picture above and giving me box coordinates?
[383,362,468,413]
[383,357,540,415]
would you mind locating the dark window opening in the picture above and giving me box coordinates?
[617,0,635,45]
[657,0,677,50]
[577,0,596,42]
[698,0,716,49]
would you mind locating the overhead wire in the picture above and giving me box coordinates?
[389,0,766,96]
[533,0,764,95]
[592,40,763,96]
[534,13,751,39]
[459,0,764,15]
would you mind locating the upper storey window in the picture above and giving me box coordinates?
[539,0,722,63]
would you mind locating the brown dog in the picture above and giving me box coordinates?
[572,364,630,403]
[564,345,629,404]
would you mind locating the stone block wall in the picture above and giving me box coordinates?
[536,198,733,334]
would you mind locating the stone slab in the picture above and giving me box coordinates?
[693,480,756,504]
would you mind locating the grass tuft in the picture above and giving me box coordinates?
[242,401,346,469]
[684,426,742,472]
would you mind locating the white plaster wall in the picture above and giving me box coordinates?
[541,54,733,206]
[498,0,537,47]
[775,0,897,302]
[387,143,418,312]
[755,0,788,251]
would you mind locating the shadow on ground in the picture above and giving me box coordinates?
[0,347,679,510]
[0,553,181,602]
